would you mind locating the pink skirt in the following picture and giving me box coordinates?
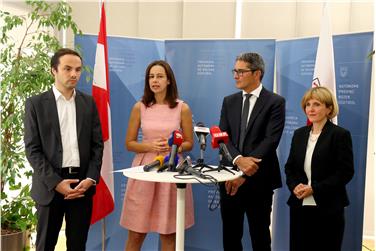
[119,153,194,234]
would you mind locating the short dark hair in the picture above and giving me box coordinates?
[142,60,179,109]
[236,52,265,81]
[50,48,82,72]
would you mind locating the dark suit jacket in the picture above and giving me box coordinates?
[219,87,285,190]
[285,121,354,211]
[24,89,104,206]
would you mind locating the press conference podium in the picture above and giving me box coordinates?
[121,165,242,251]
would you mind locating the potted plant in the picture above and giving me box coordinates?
[1,1,81,249]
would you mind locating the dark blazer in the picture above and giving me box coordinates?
[285,121,354,211]
[219,87,285,190]
[24,89,104,206]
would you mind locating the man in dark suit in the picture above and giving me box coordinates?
[24,48,104,251]
[219,52,285,251]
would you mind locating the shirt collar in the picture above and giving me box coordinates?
[242,83,263,98]
[53,85,76,101]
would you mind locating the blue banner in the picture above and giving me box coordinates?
[273,32,373,251]
[166,39,275,251]
[76,35,275,251]
[76,35,165,251]
[75,32,371,251]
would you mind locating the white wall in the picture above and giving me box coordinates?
[66,1,373,42]
[182,1,235,38]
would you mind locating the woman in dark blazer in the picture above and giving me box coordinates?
[285,86,354,251]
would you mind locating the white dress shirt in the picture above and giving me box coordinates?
[53,86,80,168]
[241,83,262,125]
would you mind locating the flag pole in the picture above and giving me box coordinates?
[102,218,106,251]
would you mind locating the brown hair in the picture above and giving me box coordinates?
[142,60,179,108]
[50,48,82,73]
[301,86,339,119]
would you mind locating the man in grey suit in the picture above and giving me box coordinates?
[24,48,104,251]
[219,52,285,251]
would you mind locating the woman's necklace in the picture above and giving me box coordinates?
[309,131,320,142]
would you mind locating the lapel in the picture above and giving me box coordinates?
[298,122,332,170]
[298,126,311,168]
[233,92,243,142]
[44,89,62,143]
[75,90,84,141]
[311,120,332,160]
[245,87,267,134]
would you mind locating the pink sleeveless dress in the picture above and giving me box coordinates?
[120,100,194,234]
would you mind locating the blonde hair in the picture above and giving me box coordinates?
[301,86,339,119]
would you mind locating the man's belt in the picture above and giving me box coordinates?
[62,166,80,174]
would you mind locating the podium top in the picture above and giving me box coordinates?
[120,166,242,184]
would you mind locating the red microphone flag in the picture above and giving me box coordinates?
[210,126,229,148]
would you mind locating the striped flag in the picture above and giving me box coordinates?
[91,2,115,224]
[312,2,337,124]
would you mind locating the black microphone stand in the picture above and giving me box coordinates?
[192,145,213,172]
[203,153,235,174]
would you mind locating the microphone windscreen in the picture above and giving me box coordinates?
[155,155,165,165]
[168,130,183,147]
[163,155,179,165]
[144,155,165,172]
[173,155,179,165]
[163,155,170,164]
[210,126,229,148]
[210,126,221,134]
[196,122,205,127]
[194,122,210,135]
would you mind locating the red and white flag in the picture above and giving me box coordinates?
[91,2,115,224]
[312,2,337,124]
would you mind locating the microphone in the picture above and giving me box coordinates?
[176,156,206,179]
[143,155,164,172]
[158,155,179,172]
[167,130,183,171]
[175,158,188,174]
[193,122,210,150]
[210,126,233,163]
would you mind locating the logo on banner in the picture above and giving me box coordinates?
[312,77,321,87]
[340,66,348,78]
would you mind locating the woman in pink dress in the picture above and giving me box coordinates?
[120,60,194,251]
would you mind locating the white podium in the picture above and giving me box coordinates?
[121,165,242,251]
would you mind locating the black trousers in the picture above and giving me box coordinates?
[289,206,345,251]
[220,183,273,251]
[35,174,93,251]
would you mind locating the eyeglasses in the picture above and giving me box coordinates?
[231,69,255,77]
